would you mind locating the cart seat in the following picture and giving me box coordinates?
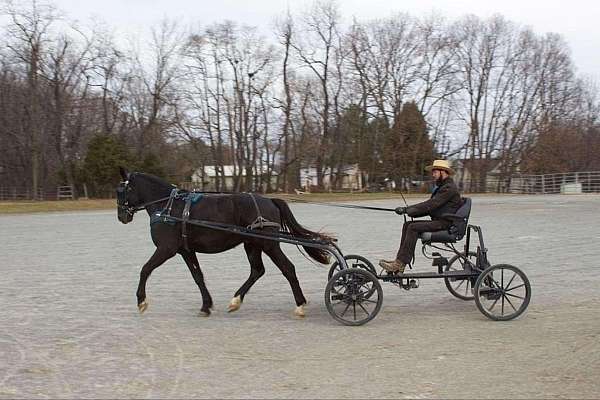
[420,197,472,244]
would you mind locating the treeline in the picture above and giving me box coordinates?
[1,0,599,197]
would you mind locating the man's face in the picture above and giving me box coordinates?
[432,169,448,182]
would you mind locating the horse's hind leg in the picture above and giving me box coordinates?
[228,243,265,313]
[180,250,213,316]
[136,247,176,313]
[264,244,307,317]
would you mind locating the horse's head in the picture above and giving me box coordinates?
[117,166,175,224]
[117,167,138,224]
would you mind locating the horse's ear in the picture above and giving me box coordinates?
[119,166,129,181]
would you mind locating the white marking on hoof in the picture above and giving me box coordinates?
[227,296,241,312]
[294,304,306,318]
[199,310,210,317]
[138,300,148,314]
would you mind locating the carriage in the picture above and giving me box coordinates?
[323,198,531,325]
[117,169,531,326]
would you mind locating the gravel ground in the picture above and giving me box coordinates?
[1,194,599,399]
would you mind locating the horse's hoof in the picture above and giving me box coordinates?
[294,305,306,318]
[138,300,148,314]
[227,296,241,313]
[199,310,211,317]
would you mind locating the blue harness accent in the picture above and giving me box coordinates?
[150,190,205,251]
[187,192,204,205]
[150,191,204,227]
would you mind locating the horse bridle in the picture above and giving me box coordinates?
[117,178,172,217]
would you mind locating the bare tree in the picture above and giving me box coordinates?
[290,0,342,189]
[274,12,295,192]
[2,0,59,198]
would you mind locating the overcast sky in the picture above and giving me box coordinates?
[51,0,599,79]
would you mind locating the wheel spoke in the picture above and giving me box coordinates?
[503,294,518,312]
[487,296,500,313]
[353,302,357,320]
[362,298,379,304]
[506,283,525,292]
[504,272,517,291]
[359,282,373,291]
[464,280,471,296]
[357,302,370,316]
[504,292,525,300]
[455,279,466,290]
[340,302,351,317]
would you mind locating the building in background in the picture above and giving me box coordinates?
[299,164,363,192]
[190,165,278,191]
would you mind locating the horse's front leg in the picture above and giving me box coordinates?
[180,250,213,316]
[136,247,176,313]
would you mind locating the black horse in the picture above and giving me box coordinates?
[116,167,333,318]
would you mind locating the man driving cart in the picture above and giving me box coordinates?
[379,159,462,273]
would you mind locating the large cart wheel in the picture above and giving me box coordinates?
[444,252,478,300]
[474,264,531,321]
[325,268,383,326]
[327,254,377,279]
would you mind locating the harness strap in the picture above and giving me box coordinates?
[247,193,281,230]
[182,195,193,251]
[163,188,179,217]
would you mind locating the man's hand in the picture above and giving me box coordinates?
[395,206,407,215]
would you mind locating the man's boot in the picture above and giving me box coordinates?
[378,259,406,273]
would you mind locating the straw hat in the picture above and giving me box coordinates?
[425,159,454,175]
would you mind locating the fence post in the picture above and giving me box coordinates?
[542,175,546,194]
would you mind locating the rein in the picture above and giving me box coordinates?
[285,198,397,212]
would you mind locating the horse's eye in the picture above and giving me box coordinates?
[127,187,132,192]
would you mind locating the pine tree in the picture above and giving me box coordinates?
[83,135,132,197]
[383,101,435,187]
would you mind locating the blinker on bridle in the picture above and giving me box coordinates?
[117,180,136,217]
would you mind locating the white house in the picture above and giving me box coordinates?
[299,164,363,191]
[191,165,277,191]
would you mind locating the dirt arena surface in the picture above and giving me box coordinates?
[1,194,599,399]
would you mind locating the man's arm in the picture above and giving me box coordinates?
[406,185,457,217]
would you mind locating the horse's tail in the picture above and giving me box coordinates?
[271,198,334,264]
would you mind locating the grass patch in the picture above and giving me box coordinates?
[0,199,115,214]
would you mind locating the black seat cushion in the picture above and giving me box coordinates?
[420,230,458,244]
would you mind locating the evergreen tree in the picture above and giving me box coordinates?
[383,101,435,186]
[83,135,132,197]
[135,153,166,179]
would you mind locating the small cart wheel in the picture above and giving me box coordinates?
[328,255,378,300]
[474,264,531,321]
[325,268,383,326]
[328,254,377,279]
[444,252,478,300]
